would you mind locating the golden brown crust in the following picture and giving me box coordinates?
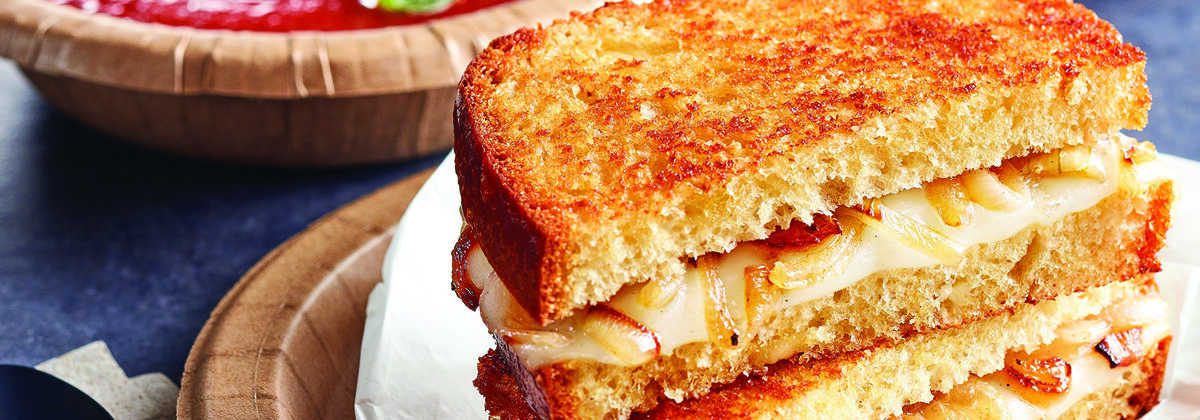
[456,87,569,322]
[631,351,861,419]
[1126,337,1171,418]
[452,224,484,310]
[477,348,541,420]
[455,0,1152,323]
[1138,182,1174,275]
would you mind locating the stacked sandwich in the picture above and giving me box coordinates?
[450,0,1176,418]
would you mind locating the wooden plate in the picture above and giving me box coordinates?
[178,168,433,419]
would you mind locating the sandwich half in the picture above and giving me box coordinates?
[451,0,1174,418]
[476,277,1173,419]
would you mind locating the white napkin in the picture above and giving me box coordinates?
[36,341,178,420]
[354,159,491,420]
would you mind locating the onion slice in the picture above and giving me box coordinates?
[836,202,964,266]
[477,272,544,331]
[1004,353,1072,394]
[501,330,572,348]
[768,219,862,289]
[1058,145,1093,174]
[1119,161,1143,194]
[995,161,1031,195]
[581,304,661,365]
[1094,327,1145,368]
[1025,145,1106,180]
[697,255,740,348]
[637,274,684,309]
[925,177,975,226]
[902,381,1016,419]
[961,168,1029,212]
[744,264,781,333]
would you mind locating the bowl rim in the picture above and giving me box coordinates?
[0,0,599,98]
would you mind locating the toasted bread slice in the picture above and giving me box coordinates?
[456,0,1151,323]
[477,337,1172,420]
[636,338,1173,419]
[476,278,1169,419]
[470,176,1172,419]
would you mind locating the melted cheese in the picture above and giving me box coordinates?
[468,136,1171,369]
[905,296,1171,419]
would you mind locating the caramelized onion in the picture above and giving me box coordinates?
[901,381,1015,420]
[501,330,572,348]
[1119,161,1142,194]
[500,291,541,330]
[697,255,740,347]
[1025,150,1060,176]
[768,218,862,289]
[836,202,964,266]
[477,271,541,331]
[1058,145,1093,174]
[581,304,661,365]
[961,168,1029,212]
[637,274,684,309]
[1004,353,1072,394]
[1095,327,1145,368]
[759,214,842,248]
[925,177,975,226]
[995,161,1031,195]
[744,264,781,332]
[1025,145,1106,180]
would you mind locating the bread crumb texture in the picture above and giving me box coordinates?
[532,179,1170,418]
[633,279,1146,419]
[456,0,1151,322]
[476,279,1157,419]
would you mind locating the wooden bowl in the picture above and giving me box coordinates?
[0,0,598,166]
[177,168,433,418]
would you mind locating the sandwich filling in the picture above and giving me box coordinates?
[899,290,1170,420]
[455,134,1169,369]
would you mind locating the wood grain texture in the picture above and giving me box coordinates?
[23,71,455,166]
[178,168,434,419]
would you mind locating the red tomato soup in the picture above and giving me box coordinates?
[48,0,515,32]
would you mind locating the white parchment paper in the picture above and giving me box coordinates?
[355,153,1200,420]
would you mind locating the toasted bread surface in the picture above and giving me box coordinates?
[456,0,1152,323]
[515,179,1173,418]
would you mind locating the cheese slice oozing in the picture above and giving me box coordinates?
[899,292,1171,420]
[461,134,1170,369]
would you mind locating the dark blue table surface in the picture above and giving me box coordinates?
[0,0,1197,385]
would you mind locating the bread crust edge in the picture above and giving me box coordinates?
[456,61,570,324]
